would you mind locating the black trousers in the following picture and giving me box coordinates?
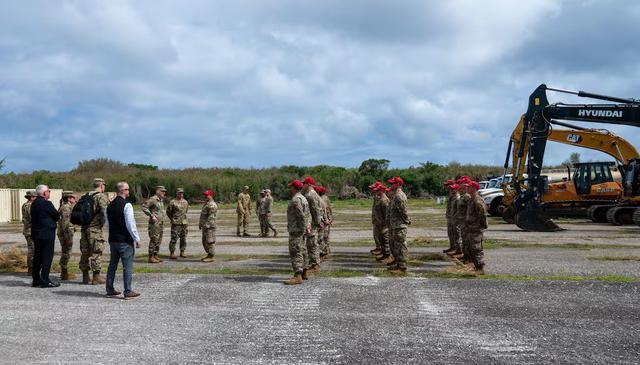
[32,237,55,285]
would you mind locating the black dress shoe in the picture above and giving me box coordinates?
[31,282,42,287]
[40,281,61,288]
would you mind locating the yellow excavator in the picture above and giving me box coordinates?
[499,115,632,228]
[505,84,640,231]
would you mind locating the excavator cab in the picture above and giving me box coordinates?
[572,162,615,195]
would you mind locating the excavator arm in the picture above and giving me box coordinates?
[512,84,640,231]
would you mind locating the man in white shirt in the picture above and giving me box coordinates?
[105,182,141,299]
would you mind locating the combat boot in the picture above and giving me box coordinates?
[82,270,91,284]
[60,268,69,281]
[443,248,455,254]
[273,230,278,237]
[302,269,309,280]
[180,250,187,258]
[309,264,321,274]
[148,255,159,263]
[201,254,215,262]
[92,272,105,285]
[376,254,390,262]
[284,273,303,285]
[474,265,485,276]
[387,267,407,274]
[155,255,164,262]
[386,259,397,267]
[169,251,177,260]
[370,248,382,255]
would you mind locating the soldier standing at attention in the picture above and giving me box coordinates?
[263,189,277,237]
[80,178,109,285]
[256,190,267,237]
[166,188,189,259]
[372,183,392,264]
[199,189,218,262]
[141,186,166,263]
[316,185,333,259]
[369,182,382,256]
[236,186,252,237]
[22,190,37,274]
[302,176,324,274]
[464,180,487,275]
[386,176,411,274]
[454,176,472,262]
[443,180,462,256]
[284,180,311,285]
[57,191,77,280]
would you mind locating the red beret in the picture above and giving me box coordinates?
[303,176,316,185]
[456,176,471,184]
[288,180,304,189]
[465,181,480,190]
[444,179,455,185]
[203,189,215,197]
[315,185,326,194]
[448,183,460,190]
[387,176,405,186]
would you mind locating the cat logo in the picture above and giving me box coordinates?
[566,134,582,143]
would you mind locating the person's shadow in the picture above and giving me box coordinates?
[53,290,106,298]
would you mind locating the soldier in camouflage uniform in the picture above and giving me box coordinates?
[57,191,77,280]
[284,180,311,285]
[454,176,472,262]
[368,182,383,256]
[464,180,487,275]
[444,181,463,257]
[79,178,109,285]
[372,184,392,263]
[166,188,189,259]
[316,186,333,259]
[236,186,252,237]
[199,189,218,262]
[21,190,37,274]
[386,177,411,273]
[257,190,277,237]
[302,176,324,273]
[141,186,166,263]
[256,190,267,236]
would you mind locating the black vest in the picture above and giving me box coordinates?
[107,196,134,244]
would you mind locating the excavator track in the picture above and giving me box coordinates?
[633,208,640,227]
[587,205,613,223]
[605,206,636,225]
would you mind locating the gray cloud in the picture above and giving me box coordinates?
[0,0,639,172]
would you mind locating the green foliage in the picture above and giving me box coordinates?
[0,158,504,202]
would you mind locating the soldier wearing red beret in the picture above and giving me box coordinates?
[463,180,487,275]
[284,180,311,285]
[385,176,411,273]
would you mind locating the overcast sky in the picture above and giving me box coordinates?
[1,0,640,172]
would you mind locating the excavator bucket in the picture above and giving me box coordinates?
[515,202,564,232]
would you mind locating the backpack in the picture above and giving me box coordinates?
[70,192,98,226]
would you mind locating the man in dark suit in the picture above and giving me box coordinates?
[30,185,61,288]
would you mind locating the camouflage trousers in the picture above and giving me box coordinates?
[237,212,249,234]
[57,230,74,270]
[389,227,408,269]
[24,235,34,270]
[169,224,188,253]
[318,225,332,255]
[305,227,321,267]
[288,232,307,274]
[464,229,485,269]
[148,223,163,256]
[202,227,216,255]
[446,220,461,251]
[79,228,104,273]
[258,214,276,236]
[456,221,468,258]
[373,225,390,256]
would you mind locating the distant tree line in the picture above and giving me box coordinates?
[0,158,503,203]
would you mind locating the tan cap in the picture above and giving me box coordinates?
[93,178,105,184]
[176,188,184,193]
[25,190,36,198]
[155,186,167,192]
[62,191,75,197]
[243,185,249,190]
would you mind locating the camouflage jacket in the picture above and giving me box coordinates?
[57,202,74,235]
[446,193,460,220]
[21,201,32,236]
[454,193,470,224]
[87,191,109,229]
[465,195,488,231]
[370,196,378,225]
[141,195,165,224]
[166,198,189,225]
[258,196,273,215]
[199,199,218,229]
[321,195,333,224]
[304,189,325,228]
[386,188,410,229]
[237,192,251,214]
[373,194,389,227]
[287,192,310,235]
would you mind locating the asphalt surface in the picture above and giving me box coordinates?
[1,273,639,364]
